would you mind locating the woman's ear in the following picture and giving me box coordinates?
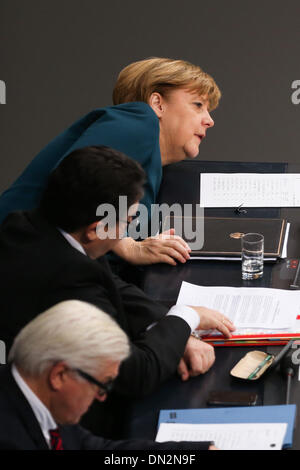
[148,92,165,118]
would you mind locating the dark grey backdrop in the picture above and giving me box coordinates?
[1,0,300,194]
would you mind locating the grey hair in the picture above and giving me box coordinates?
[8,300,130,377]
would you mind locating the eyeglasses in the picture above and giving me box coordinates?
[74,368,115,397]
[119,214,140,227]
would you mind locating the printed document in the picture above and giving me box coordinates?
[200,173,300,207]
[177,282,300,332]
[156,422,287,450]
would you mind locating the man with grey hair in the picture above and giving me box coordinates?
[0,300,214,450]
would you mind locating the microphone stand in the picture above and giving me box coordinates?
[285,367,295,404]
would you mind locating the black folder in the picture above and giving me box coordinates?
[162,216,287,260]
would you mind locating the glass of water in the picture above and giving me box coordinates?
[241,233,264,280]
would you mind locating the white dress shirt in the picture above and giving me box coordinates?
[58,228,200,332]
[11,364,57,448]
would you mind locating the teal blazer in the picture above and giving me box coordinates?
[0,102,162,224]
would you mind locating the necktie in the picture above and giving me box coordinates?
[49,428,64,450]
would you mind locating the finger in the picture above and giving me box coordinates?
[161,246,189,264]
[177,358,190,381]
[191,349,215,375]
[214,320,232,339]
[191,359,207,375]
[161,228,176,237]
[158,254,177,266]
[169,238,191,255]
[160,231,191,252]
[217,314,236,332]
[185,350,205,375]
[169,236,191,252]
[203,345,216,368]
[209,310,236,332]
[207,348,216,368]
[151,237,190,260]
[224,318,236,331]
[161,240,191,260]
[190,360,206,376]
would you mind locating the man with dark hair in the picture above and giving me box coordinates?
[0,145,234,437]
[40,146,145,232]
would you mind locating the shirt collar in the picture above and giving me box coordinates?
[58,228,87,256]
[11,364,57,447]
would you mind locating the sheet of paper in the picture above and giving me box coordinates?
[156,422,287,450]
[190,256,277,261]
[281,222,290,258]
[200,173,300,207]
[177,282,300,330]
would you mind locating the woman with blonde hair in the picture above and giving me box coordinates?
[0,57,221,268]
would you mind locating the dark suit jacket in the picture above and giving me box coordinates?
[0,210,192,436]
[0,365,210,450]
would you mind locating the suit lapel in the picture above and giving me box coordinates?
[2,366,49,450]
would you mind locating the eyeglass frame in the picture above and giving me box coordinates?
[118,214,139,228]
[74,368,115,397]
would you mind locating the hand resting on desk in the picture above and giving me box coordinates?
[178,336,215,379]
[112,229,191,265]
[189,306,235,339]
[176,307,235,381]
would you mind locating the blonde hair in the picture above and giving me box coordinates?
[8,300,130,377]
[113,57,221,111]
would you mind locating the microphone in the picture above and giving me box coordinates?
[280,350,298,404]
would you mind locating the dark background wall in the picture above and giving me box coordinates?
[1,0,300,194]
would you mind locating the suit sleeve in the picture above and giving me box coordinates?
[110,272,171,335]
[115,314,191,397]
[48,282,191,397]
[45,263,191,397]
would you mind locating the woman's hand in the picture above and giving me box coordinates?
[112,229,191,265]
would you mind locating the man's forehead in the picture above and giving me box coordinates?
[95,360,120,381]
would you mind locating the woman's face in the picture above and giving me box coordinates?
[153,88,215,165]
